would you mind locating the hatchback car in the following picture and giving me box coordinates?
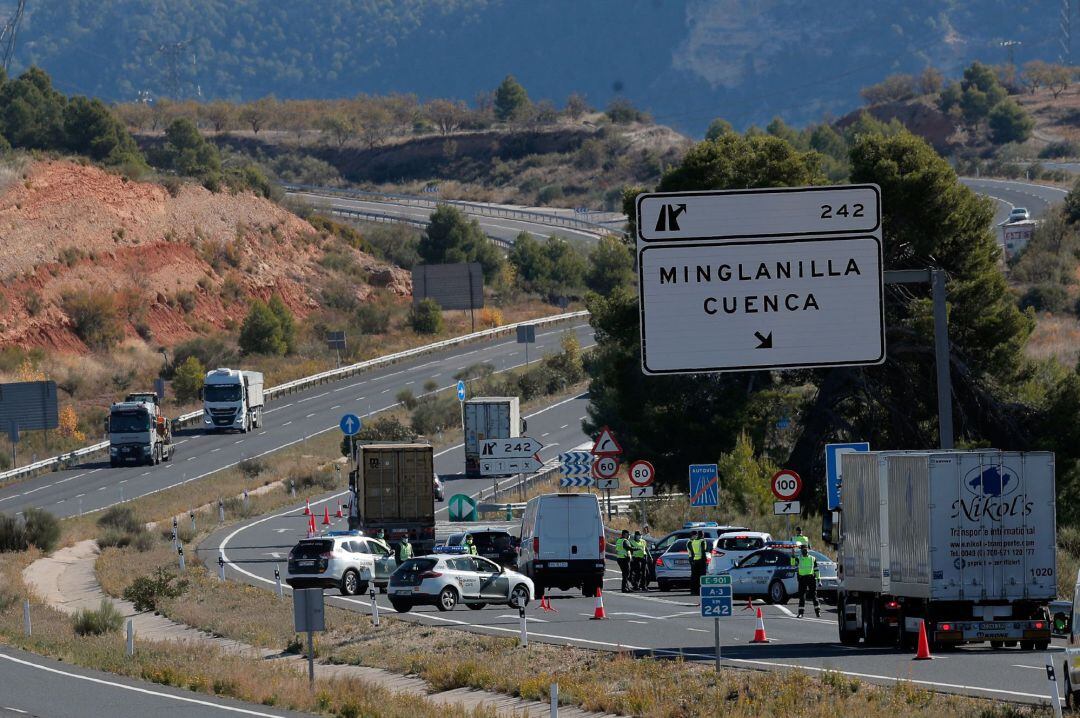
[725,546,839,604]
[443,529,518,567]
[286,532,396,595]
[707,532,773,574]
[388,554,534,612]
[1008,207,1030,222]
[655,538,695,591]
[434,474,445,502]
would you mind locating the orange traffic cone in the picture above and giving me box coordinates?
[335,504,344,519]
[750,608,769,643]
[913,620,933,660]
[590,588,607,620]
[537,596,557,612]
[303,498,311,516]
[307,514,316,538]
[322,506,331,526]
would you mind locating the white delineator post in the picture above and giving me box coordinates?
[369,585,380,627]
[519,603,528,647]
[126,619,134,657]
[22,599,30,636]
[1046,655,1064,718]
[275,566,283,599]
[550,683,558,718]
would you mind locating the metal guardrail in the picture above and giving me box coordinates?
[284,183,626,237]
[0,310,590,484]
[303,200,512,249]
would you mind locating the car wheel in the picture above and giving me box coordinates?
[466,603,486,610]
[989,640,1004,649]
[1020,640,1035,651]
[340,569,360,596]
[437,586,458,611]
[390,599,412,613]
[837,596,860,646]
[1035,640,1050,651]
[768,580,788,605]
[657,580,671,592]
[510,584,530,608]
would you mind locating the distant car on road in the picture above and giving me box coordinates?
[724,546,839,604]
[388,554,533,612]
[442,529,518,567]
[433,474,445,502]
[286,532,396,595]
[1008,207,1031,222]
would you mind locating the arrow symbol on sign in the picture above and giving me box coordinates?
[754,331,773,349]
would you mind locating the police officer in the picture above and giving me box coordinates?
[376,528,386,542]
[791,543,820,618]
[793,526,810,548]
[631,530,648,590]
[615,530,633,592]
[688,531,708,596]
[465,534,478,555]
[397,535,412,563]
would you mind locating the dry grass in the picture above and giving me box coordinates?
[1026,314,1080,366]
[92,544,1045,718]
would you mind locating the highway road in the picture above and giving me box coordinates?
[0,321,593,519]
[0,645,313,718]
[960,177,1068,226]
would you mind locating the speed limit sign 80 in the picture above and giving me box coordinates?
[771,469,802,501]
[629,460,655,487]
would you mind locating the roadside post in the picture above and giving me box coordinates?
[517,324,536,366]
[22,598,30,636]
[369,584,380,627]
[242,489,249,512]
[1046,656,1064,718]
[457,380,466,436]
[274,565,283,598]
[518,601,528,647]
[189,510,195,534]
[171,517,178,551]
[218,498,224,523]
[701,575,733,672]
[218,554,226,581]
[177,544,185,572]
[550,683,559,718]
[126,619,134,657]
[293,588,326,691]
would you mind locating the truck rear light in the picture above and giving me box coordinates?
[533,537,539,554]
[420,571,442,579]
[940,623,952,631]
[884,601,899,610]
[1035,621,1045,630]
[599,536,605,554]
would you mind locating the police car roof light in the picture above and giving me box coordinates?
[683,521,719,528]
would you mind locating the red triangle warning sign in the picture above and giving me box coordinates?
[592,427,622,455]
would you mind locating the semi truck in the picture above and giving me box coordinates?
[348,442,436,553]
[106,397,174,466]
[464,397,523,477]
[824,450,1056,650]
[202,368,264,433]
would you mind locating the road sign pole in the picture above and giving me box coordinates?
[714,616,721,673]
[932,269,954,450]
[639,493,646,529]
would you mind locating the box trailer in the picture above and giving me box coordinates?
[463,397,522,477]
[348,442,436,553]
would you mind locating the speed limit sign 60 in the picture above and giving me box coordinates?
[771,469,802,501]
[629,460,655,487]
[594,456,619,479]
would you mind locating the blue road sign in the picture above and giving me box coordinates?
[825,442,870,510]
[559,450,593,477]
[701,585,732,598]
[701,597,732,617]
[456,380,466,401]
[689,464,719,507]
[701,574,732,617]
[339,414,362,436]
[559,476,596,487]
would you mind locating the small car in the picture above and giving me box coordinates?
[388,554,534,612]
[442,529,518,567]
[1008,207,1030,222]
[434,474,445,502]
[655,538,694,591]
[286,532,396,595]
[707,531,773,574]
[650,522,747,556]
[724,546,839,604]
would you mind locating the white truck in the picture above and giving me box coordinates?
[202,368,264,433]
[107,397,174,466]
[463,397,523,477]
[824,450,1056,650]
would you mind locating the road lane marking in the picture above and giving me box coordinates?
[687,628,708,633]
[306,413,315,419]
[282,421,292,426]
[331,405,341,410]
[211,448,221,453]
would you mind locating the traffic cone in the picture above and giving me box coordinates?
[913,620,933,660]
[590,588,607,620]
[303,498,311,516]
[322,506,331,526]
[750,608,769,643]
[335,504,344,519]
[307,514,316,538]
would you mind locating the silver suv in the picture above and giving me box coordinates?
[286,532,395,595]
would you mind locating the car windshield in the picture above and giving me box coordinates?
[109,410,150,433]
[476,533,513,551]
[397,558,437,573]
[204,384,242,402]
[291,540,332,559]
[665,539,689,554]
[717,536,763,551]
[654,533,686,553]
[446,533,464,546]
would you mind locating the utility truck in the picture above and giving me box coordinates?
[824,450,1056,650]
[347,442,436,553]
[202,368,264,433]
[106,396,174,466]
[463,397,523,477]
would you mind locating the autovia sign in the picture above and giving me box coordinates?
[635,185,885,375]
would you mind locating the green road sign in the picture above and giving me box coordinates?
[448,493,477,522]
[700,574,731,585]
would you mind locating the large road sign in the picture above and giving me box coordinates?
[448,494,477,522]
[771,470,802,501]
[688,463,719,507]
[456,381,467,401]
[480,437,544,459]
[700,574,732,618]
[825,442,870,510]
[634,184,884,374]
[628,460,654,487]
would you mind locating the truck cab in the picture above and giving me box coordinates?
[1064,572,1080,706]
[202,368,264,433]
[107,400,173,467]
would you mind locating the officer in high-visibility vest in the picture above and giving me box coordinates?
[793,526,810,548]
[615,529,633,592]
[397,536,412,563]
[688,531,708,596]
[465,534,478,555]
[631,530,649,590]
[791,543,820,617]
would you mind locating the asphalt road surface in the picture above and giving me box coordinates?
[960,177,1068,226]
[0,321,593,519]
[0,645,314,718]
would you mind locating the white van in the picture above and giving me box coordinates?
[518,493,606,598]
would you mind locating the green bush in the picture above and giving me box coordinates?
[1040,140,1080,159]
[354,303,391,335]
[72,599,124,635]
[96,505,155,551]
[172,335,237,371]
[62,290,123,350]
[172,356,206,404]
[238,458,265,478]
[1020,283,1069,313]
[122,567,189,612]
[289,466,338,492]
[23,509,60,553]
[409,298,443,335]
[175,290,197,313]
[0,513,25,553]
[98,505,143,534]
[396,389,418,410]
[410,394,460,435]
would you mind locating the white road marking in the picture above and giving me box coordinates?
[2,707,28,715]
[186,457,196,461]
[687,628,709,633]
[381,389,390,394]
[405,380,414,385]
[560,424,568,429]
[211,448,221,453]
[118,480,127,484]
[97,486,107,491]
[541,432,549,437]
[330,405,341,410]
[282,421,292,426]
[306,413,316,419]
[627,620,649,625]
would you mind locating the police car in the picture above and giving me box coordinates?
[724,544,839,604]
[286,531,396,595]
[706,531,773,574]
[387,553,534,612]
[650,522,747,555]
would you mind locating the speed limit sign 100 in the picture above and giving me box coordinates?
[629,460,655,487]
[771,469,802,501]
[594,455,619,479]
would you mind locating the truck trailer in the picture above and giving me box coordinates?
[826,450,1056,650]
[347,442,436,553]
[463,397,522,477]
[202,368,264,433]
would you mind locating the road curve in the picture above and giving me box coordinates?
[960,177,1068,226]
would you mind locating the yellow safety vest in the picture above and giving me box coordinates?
[793,534,810,547]
[689,539,706,561]
[631,539,647,558]
[466,541,477,555]
[616,538,632,559]
[397,542,412,562]
[792,553,817,577]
